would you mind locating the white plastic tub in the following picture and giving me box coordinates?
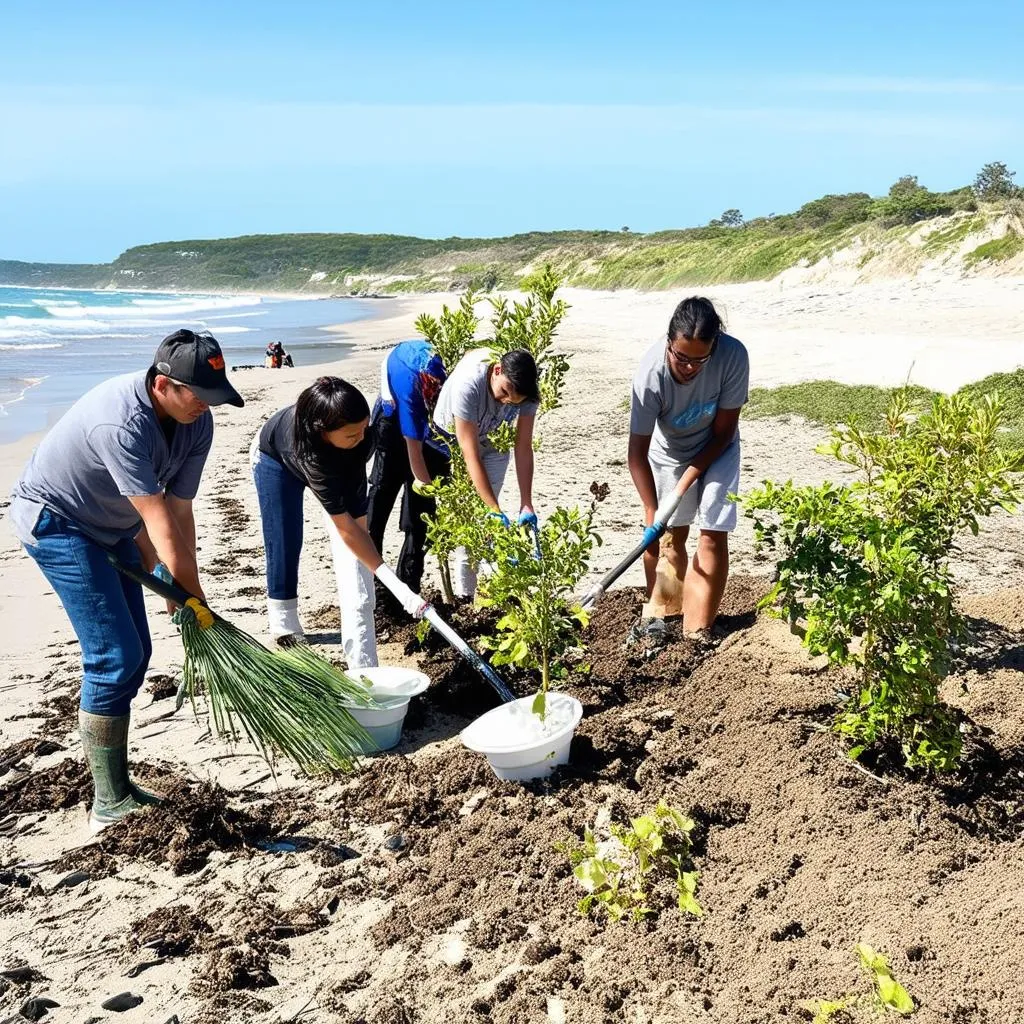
[346,666,430,752]
[460,693,583,782]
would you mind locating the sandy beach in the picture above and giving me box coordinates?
[1,277,1023,1023]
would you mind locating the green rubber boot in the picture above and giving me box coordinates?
[78,710,162,834]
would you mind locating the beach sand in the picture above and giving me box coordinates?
[1,277,1022,1023]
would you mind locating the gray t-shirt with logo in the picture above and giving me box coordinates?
[630,333,749,465]
[434,348,539,452]
[9,371,214,548]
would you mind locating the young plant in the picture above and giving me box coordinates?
[414,289,481,371]
[745,389,1021,771]
[803,943,916,1020]
[421,267,573,595]
[857,943,915,1016]
[559,800,702,923]
[476,486,604,716]
[484,263,571,453]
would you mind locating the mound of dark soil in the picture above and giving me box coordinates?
[93,780,274,875]
[190,945,278,996]
[319,574,1024,1022]
[130,905,214,958]
[0,758,90,816]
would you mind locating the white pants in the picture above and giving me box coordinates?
[452,449,510,599]
[323,509,378,670]
[252,432,378,668]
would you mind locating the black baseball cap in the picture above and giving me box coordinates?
[152,329,244,408]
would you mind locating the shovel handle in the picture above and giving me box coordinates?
[422,606,516,703]
[580,489,685,609]
[105,552,201,610]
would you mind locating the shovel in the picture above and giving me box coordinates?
[421,606,516,704]
[579,489,685,610]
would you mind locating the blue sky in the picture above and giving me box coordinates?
[3,0,1023,262]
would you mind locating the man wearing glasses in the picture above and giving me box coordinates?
[628,296,749,642]
[9,329,243,831]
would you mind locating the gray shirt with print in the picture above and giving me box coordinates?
[9,371,214,548]
[629,333,749,465]
[434,348,539,452]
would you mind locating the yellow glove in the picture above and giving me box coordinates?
[184,598,215,630]
[411,478,431,496]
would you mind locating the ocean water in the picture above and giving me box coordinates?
[0,286,381,443]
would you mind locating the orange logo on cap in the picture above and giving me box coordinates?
[208,355,225,371]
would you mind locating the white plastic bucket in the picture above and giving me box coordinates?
[346,666,430,752]
[460,693,583,782]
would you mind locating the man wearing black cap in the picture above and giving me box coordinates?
[9,329,243,832]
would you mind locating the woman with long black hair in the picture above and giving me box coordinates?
[251,375,428,667]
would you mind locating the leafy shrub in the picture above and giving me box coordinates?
[877,176,955,226]
[794,192,874,229]
[421,268,573,601]
[745,389,1022,771]
[972,160,1019,200]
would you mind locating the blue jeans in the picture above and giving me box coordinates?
[252,450,306,600]
[22,508,152,717]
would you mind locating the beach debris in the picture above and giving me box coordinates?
[0,966,45,984]
[100,992,143,1012]
[123,958,167,978]
[49,869,89,892]
[16,997,60,1022]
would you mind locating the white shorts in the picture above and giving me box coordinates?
[651,440,741,532]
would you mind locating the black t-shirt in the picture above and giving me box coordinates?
[258,406,371,517]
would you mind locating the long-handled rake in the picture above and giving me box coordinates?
[107,553,376,773]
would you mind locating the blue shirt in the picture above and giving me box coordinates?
[380,340,447,450]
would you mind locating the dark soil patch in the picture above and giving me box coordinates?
[130,905,214,958]
[10,689,79,735]
[211,495,250,532]
[190,946,277,996]
[64,780,276,876]
[0,758,90,816]
[0,738,65,779]
[145,674,179,701]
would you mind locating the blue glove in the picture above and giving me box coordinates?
[640,524,663,548]
[518,510,538,528]
[488,511,512,529]
[153,563,174,584]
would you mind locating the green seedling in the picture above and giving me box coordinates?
[421,268,573,601]
[802,943,915,1021]
[746,389,1021,771]
[559,800,702,923]
[477,488,603,717]
[857,943,915,1015]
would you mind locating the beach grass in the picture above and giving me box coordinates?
[746,372,1024,454]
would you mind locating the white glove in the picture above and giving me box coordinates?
[375,564,429,619]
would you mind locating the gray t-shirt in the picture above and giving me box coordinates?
[10,371,214,547]
[630,333,749,465]
[434,348,539,452]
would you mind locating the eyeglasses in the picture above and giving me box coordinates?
[666,334,718,367]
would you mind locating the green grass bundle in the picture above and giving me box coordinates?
[177,605,377,773]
